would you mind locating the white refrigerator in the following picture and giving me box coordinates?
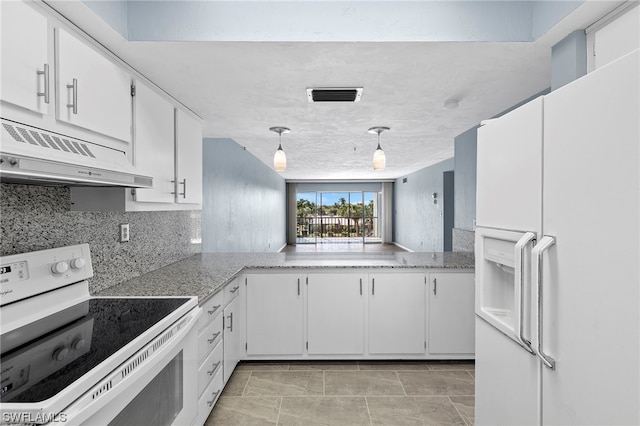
[474,48,639,425]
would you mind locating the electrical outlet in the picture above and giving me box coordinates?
[119,223,130,243]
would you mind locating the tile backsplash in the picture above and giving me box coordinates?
[452,228,475,254]
[1,183,201,294]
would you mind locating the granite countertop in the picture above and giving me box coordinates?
[95,251,475,302]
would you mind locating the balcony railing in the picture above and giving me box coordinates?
[296,215,381,243]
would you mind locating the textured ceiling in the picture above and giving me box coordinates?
[47,1,622,181]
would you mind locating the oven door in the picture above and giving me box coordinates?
[54,307,201,426]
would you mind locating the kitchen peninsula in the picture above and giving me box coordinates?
[96,251,474,300]
[96,251,474,424]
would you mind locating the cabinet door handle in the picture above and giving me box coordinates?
[66,78,78,114]
[230,285,240,294]
[207,390,221,406]
[37,64,50,104]
[208,304,221,315]
[433,278,437,295]
[297,278,300,295]
[372,278,375,295]
[226,312,233,332]
[208,331,221,344]
[171,179,186,198]
[207,361,221,376]
[360,278,362,295]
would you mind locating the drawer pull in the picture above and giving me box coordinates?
[208,332,221,344]
[207,390,221,407]
[208,305,221,315]
[230,285,240,294]
[208,361,221,376]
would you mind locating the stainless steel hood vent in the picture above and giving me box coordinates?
[0,119,152,188]
[306,88,363,102]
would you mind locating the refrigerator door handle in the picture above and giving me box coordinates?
[533,235,556,370]
[514,231,536,354]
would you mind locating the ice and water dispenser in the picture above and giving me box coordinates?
[476,227,536,348]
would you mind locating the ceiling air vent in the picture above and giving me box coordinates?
[307,88,363,103]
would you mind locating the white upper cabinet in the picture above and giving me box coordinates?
[0,1,49,114]
[56,27,131,143]
[175,109,203,205]
[133,81,175,203]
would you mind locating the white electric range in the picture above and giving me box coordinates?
[0,244,201,425]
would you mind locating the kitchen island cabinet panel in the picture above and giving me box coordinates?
[428,272,475,355]
[368,273,426,355]
[307,273,365,355]
[245,274,304,355]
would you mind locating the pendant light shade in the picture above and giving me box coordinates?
[368,126,389,170]
[270,126,290,172]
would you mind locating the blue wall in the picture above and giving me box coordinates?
[201,138,286,252]
[551,30,587,91]
[454,126,479,231]
[393,158,454,252]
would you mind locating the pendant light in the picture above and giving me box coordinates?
[368,126,389,170]
[270,126,290,172]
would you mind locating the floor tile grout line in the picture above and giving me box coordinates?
[241,371,252,396]
[323,370,326,396]
[448,395,471,426]
[364,396,374,426]
[275,396,283,426]
[395,370,409,396]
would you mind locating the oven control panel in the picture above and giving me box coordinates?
[0,244,93,306]
[0,260,28,285]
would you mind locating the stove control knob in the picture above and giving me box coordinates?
[70,258,86,270]
[71,338,86,351]
[52,346,69,361]
[51,261,69,275]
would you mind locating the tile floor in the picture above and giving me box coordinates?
[205,361,475,425]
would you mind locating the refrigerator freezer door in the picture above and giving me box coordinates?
[476,97,543,232]
[475,318,540,426]
[540,49,639,425]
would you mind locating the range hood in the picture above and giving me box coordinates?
[0,119,152,188]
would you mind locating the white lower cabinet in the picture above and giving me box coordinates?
[307,273,365,355]
[245,274,304,355]
[368,273,427,355]
[195,367,223,426]
[195,279,243,425]
[427,272,475,355]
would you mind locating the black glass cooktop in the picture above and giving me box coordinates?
[0,297,190,403]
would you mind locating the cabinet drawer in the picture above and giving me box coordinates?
[196,368,224,426]
[198,290,223,332]
[224,279,241,306]
[198,340,223,397]
[198,314,223,364]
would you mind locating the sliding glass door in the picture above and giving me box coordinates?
[296,191,381,244]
